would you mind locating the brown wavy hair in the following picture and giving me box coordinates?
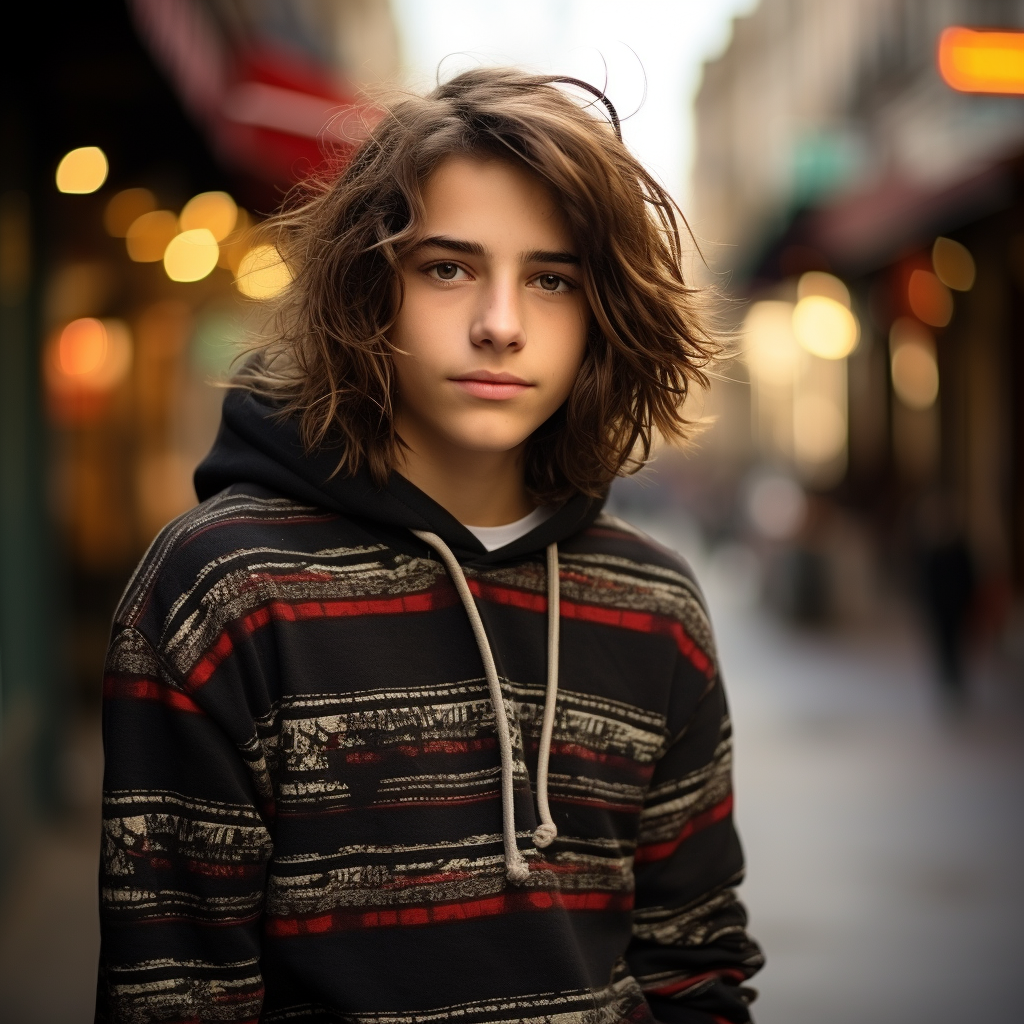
[241,66,717,503]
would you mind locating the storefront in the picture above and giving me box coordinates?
[0,0,387,880]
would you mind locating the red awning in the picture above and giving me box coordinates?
[129,0,372,189]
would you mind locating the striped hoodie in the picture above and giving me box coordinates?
[96,389,763,1023]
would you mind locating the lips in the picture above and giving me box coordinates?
[450,371,533,400]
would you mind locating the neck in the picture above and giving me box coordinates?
[393,424,534,527]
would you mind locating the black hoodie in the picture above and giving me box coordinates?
[96,390,763,1023]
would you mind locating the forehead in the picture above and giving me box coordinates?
[418,155,573,249]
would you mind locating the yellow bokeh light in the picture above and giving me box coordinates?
[891,344,939,411]
[890,318,939,411]
[743,301,799,386]
[164,229,220,282]
[218,209,253,272]
[56,146,109,194]
[104,188,156,237]
[126,211,179,262]
[797,271,850,309]
[932,237,975,291]
[236,244,293,299]
[180,191,238,242]
[792,295,859,359]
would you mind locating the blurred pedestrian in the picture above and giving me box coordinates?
[915,492,976,709]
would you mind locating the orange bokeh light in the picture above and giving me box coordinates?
[59,318,108,376]
[938,27,1024,95]
[46,318,133,426]
[908,269,953,328]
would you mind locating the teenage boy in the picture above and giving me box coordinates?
[96,69,763,1023]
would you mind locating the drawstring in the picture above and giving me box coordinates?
[411,530,560,885]
[533,542,560,849]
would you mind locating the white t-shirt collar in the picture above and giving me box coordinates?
[463,506,556,552]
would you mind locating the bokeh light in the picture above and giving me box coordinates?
[49,318,132,394]
[743,300,799,386]
[92,320,132,391]
[179,191,238,242]
[890,326,939,413]
[125,210,179,262]
[892,347,939,410]
[908,268,953,327]
[797,270,851,308]
[236,244,293,299]
[889,317,939,411]
[217,208,253,273]
[932,236,975,291]
[55,146,109,194]
[747,475,807,539]
[59,318,107,376]
[938,27,1024,95]
[104,188,156,237]
[163,228,220,282]
[792,294,859,359]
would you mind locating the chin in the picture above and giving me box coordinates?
[450,433,531,455]
[443,419,534,455]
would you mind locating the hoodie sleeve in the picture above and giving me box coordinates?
[95,625,272,1023]
[625,669,764,1023]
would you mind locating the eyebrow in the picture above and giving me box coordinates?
[415,235,485,257]
[414,235,580,265]
[522,248,580,266]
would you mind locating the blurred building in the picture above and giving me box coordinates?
[0,0,398,887]
[695,0,1024,268]
[691,0,1024,641]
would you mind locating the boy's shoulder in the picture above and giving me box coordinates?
[568,511,706,592]
[558,512,718,677]
[113,484,377,637]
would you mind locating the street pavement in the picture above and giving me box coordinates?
[671,514,1024,1024]
[720,602,1023,1024]
[0,517,1021,1022]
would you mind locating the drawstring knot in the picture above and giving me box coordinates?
[532,822,558,848]
[411,530,560,885]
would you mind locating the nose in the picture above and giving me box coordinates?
[469,273,525,352]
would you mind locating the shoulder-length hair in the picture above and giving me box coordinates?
[241,66,717,504]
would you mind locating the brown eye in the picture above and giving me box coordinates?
[434,262,458,281]
[538,274,563,291]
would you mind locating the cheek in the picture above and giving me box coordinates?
[392,278,467,364]
[545,306,590,397]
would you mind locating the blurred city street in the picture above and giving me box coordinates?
[4,1,1024,1020]
[0,512,1020,1022]
[718,583,1024,1024]
[648,513,1024,1024]
[0,715,102,1023]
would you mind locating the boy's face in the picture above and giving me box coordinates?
[391,155,589,465]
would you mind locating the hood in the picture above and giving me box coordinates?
[194,389,606,565]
